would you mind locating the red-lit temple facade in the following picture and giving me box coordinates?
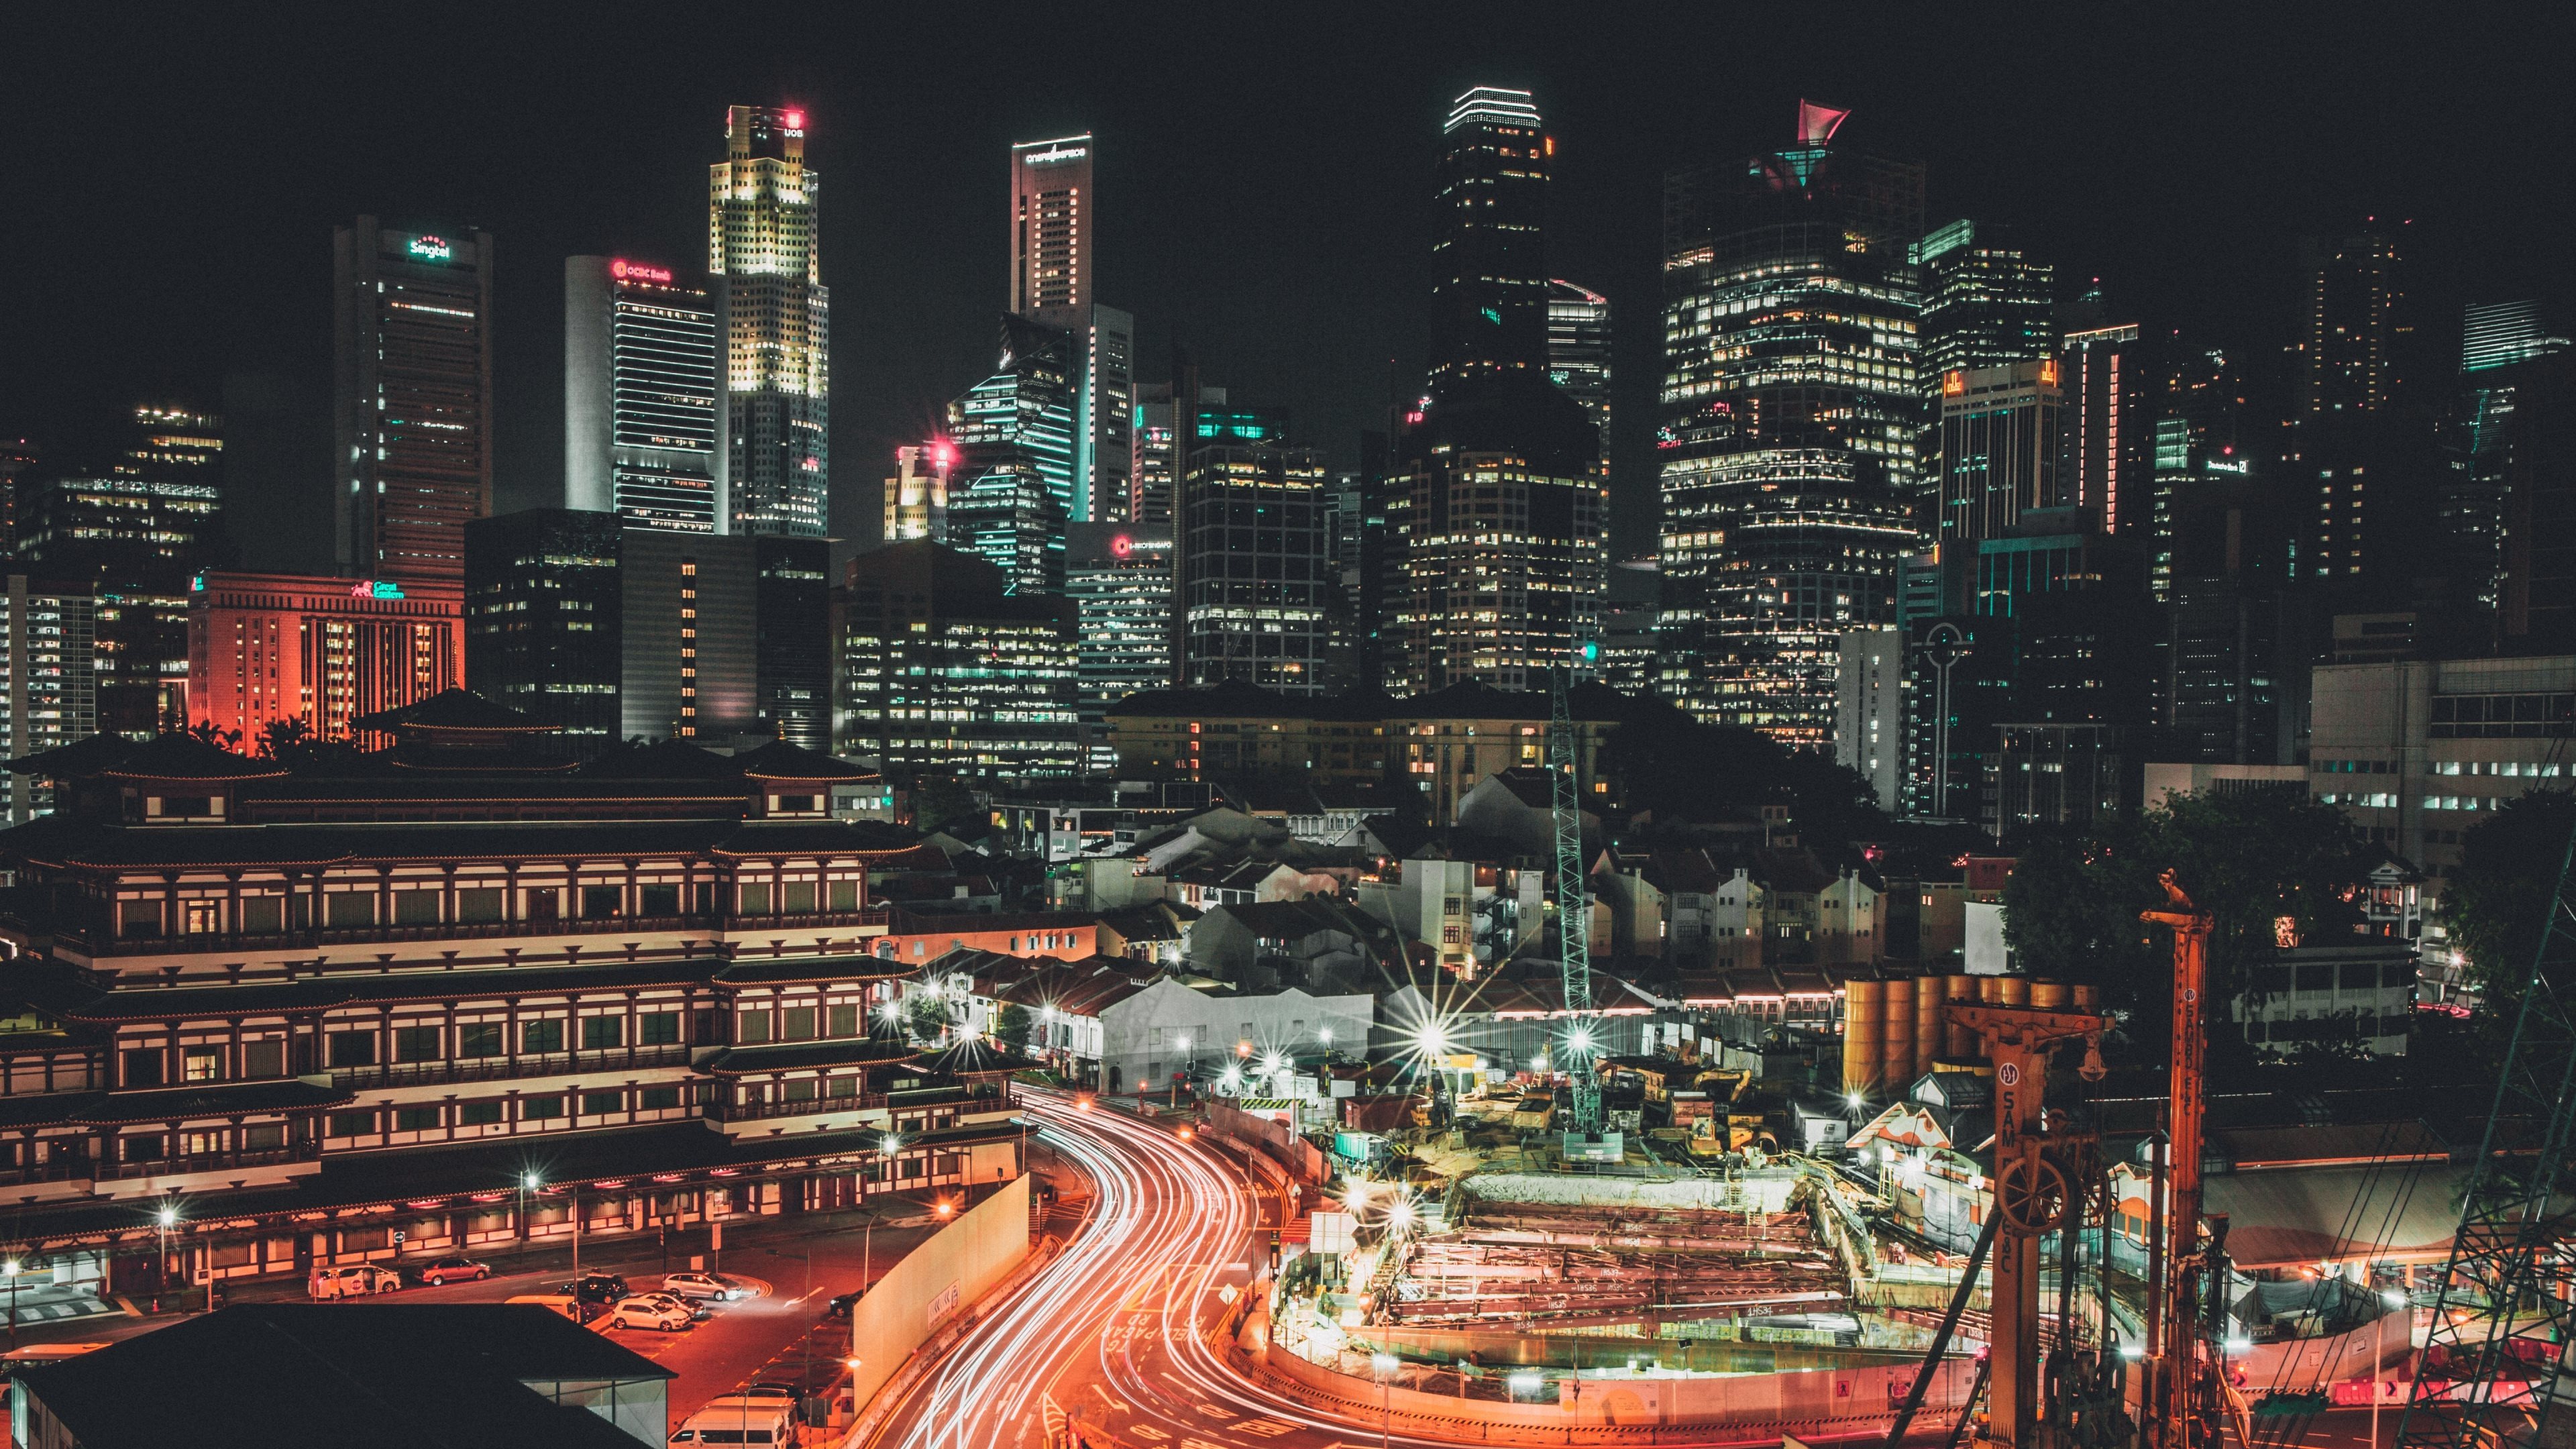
[0,691,1045,1298]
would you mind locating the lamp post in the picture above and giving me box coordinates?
[156,1204,177,1313]
[5,1258,19,1348]
[520,1171,541,1265]
[2376,1289,2406,1449]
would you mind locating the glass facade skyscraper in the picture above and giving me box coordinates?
[1656,107,1925,743]
[1935,360,2065,544]
[564,256,720,533]
[946,315,1076,594]
[1066,521,1173,769]
[710,105,828,537]
[1009,134,1128,523]
[333,217,494,588]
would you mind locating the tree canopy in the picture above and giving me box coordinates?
[1596,696,1886,842]
[2436,788,2576,1023]
[2002,789,2372,1072]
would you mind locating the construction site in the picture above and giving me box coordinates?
[1249,672,2576,1449]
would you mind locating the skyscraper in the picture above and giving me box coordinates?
[2296,229,2407,418]
[1177,443,1334,694]
[0,576,95,824]
[333,217,494,587]
[188,572,464,743]
[946,315,1076,594]
[1547,281,1613,485]
[564,256,721,533]
[710,105,828,537]
[835,541,1078,781]
[1428,88,1552,395]
[1914,220,2055,378]
[1934,360,2065,544]
[463,508,624,749]
[1010,134,1130,524]
[2462,301,2571,618]
[1657,102,1924,743]
[2062,320,2148,534]
[882,443,951,542]
[21,405,226,733]
[1387,87,1606,694]
[1010,135,1093,316]
[1066,521,1173,768]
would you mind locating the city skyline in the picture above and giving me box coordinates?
[10,11,2571,580]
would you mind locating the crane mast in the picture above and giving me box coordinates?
[1550,667,1605,1146]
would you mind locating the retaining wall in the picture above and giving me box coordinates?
[846,1175,1032,1410]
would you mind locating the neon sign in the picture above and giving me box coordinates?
[1024,144,1086,165]
[610,259,672,284]
[349,580,407,600]
[407,235,452,263]
[1112,535,1132,557]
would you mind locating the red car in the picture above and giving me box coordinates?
[417,1255,492,1286]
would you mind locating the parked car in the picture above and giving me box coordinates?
[669,1395,792,1446]
[659,1271,744,1301]
[308,1265,402,1300]
[506,1293,596,1324]
[560,1273,630,1305]
[824,1289,863,1318]
[606,1295,694,1333]
[416,1255,491,1287]
[629,1291,712,1322]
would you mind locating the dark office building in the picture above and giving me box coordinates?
[755,536,831,749]
[19,405,227,734]
[1389,87,1605,694]
[462,509,623,751]
[1915,220,2055,378]
[1657,102,1923,743]
[621,530,757,743]
[835,540,1079,781]
[333,217,495,588]
[1177,443,1333,694]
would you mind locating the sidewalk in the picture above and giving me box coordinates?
[3,1193,953,1346]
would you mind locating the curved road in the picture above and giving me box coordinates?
[868,1087,1456,1448]
[866,1089,1890,1449]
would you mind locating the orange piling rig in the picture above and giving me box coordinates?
[1945,996,2108,1448]
[2141,872,2215,1449]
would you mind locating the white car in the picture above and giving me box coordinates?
[660,1271,743,1301]
[607,1295,694,1332]
[308,1265,401,1300]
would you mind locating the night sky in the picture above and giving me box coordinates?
[7,7,2571,573]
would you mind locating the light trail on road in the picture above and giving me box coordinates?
[875,1089,1829,1448]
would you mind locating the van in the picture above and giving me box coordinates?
[668,1395,796,1445]
[308,1264,402,1300]
[506,1293,594,1325]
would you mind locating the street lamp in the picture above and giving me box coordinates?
[5,1258,20,1348]
[519,1172,541,1263]
[155,1203,177,1313]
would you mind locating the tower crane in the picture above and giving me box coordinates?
[1550,664,1612,1160]
[2396,818,2576,1449]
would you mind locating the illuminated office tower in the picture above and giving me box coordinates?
[946,315,1076,594]
[1387,87,1606,694]
[1914,220,2054,378]
[564,256,720,533]
[883,443,952,542]
[1010,134,1128,522]
[1934,360,2064,544]
[333,217,494,587]
[0,576,95,824]
[1066,521,1173,767]
[835,541,1079,781]
[1130,382,1182,524]
[2461,301,2572,616]
[1178,444,1332,694]
[2062,319,2147,533]
[710,104,828,537]
[20,405,225,733]
[1547,280,1613,470]
[1656,103,1923,743]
